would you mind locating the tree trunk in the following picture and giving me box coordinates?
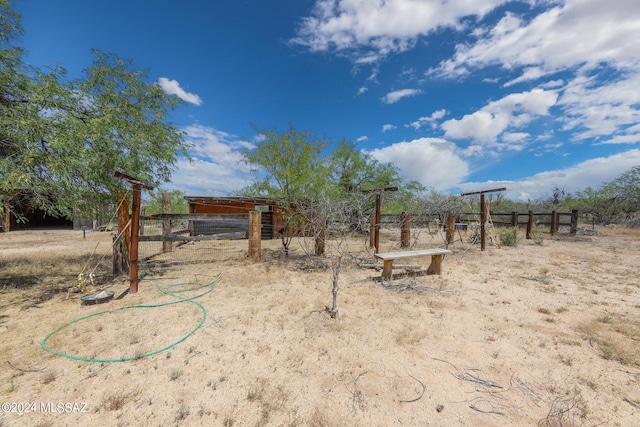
[329,256,341,319]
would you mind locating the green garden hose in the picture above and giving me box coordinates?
[41,273,222,363]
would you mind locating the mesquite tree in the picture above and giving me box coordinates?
[297,191,374,319]
[1,1,191,224]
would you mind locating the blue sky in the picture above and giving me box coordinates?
[17,0,640,201]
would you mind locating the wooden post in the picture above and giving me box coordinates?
[362,187,397,253]
[114,171,153,293]
[112,234,121,276]
[374,193,381,254]
[249,211,261,261]
[570,209,578,235]
[445,212,455,245]
[526,210,534,239]
[162,192,172,253]
[140,207,145,235]
[480,193,486,251]
[369,213,375,248]
[315,217,325,256]
[188,202,195,236]
[129,184,142,293]
[511,211,518,227]
[550,210,558,235]
[400,212,411,248]
[460,187,506,251]
[117,190,130,272]
[3,198,10,232]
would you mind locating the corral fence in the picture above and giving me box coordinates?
[113,211,265,272]
[457,209,580,238]
[114,205,580,273]
[379,209,579,248]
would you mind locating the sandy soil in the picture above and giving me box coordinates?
[1,226,639,427]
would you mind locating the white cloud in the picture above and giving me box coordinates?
[293,0,508,62]
[357,86,368,95]
[501,132,529,143]
[558,73,640,142]
[382,124,396,132]
[380,88,421,104]
[441,88,557,145]
[170,124,253,195]
[433,0,640,81]
[367,137,469,190]
[170,158,249,196]
[157,77,203,106]
[457,149,640,201]
[407,109,447,130]
[356,135,369,142]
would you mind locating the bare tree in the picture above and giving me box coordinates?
[296,191,374,319]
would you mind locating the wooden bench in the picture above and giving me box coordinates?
[374,248,452,280]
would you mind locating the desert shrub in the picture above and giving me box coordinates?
[498,227,518,246]
[529,226,547,245]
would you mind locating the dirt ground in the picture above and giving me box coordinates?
[1,226,639,427]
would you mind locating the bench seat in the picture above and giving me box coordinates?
[374,248,452,280]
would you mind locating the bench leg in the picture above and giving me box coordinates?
[426,254,443,275]
[382,259,393,280]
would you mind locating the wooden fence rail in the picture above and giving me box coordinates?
[378,209,579,245]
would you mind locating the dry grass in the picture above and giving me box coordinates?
[577,315,640,366]
[102,388,140,411]
[1,226,640,426]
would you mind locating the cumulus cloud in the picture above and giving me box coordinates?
[157,77,203,106]
[441,88,557,145]
[382,124,396,132]
[432,0,640,81]
[356,135,369,142]
[380,88,421,104]
[367,137,469,190]
[558,73,640,142]
[457,149,640,201]
[292,0,507,62]
[407,109,447,130]
[170,124,253,195]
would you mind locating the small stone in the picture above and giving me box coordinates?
[436,404,444,412]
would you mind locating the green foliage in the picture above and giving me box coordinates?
[0,1,190,223]
[239,130,423,213]
[529,225,546,245]
[566,166,640,225]
[144,189,189,215]
[498,227,519,246]
[329,140,403,194]
[239,124,328,201]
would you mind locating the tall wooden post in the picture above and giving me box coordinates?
[188,202,195,236]
[114,171,153,294]
[461,187,507,252]
[480,193,486,251]
[374,193,381,253]
[369,213,375,248]
[162,192,172,253]
[445,212,455,245]
[550,210,558,235]
[400,212,411,248]
[249,211,261,261]
[362,187,397,254]
[129,184,142,293]
[511,211,518,227]
[117,190,130,273]
[526,210,534,239]
[570,209,578,235]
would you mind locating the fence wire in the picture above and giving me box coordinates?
[136,219,247,266]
